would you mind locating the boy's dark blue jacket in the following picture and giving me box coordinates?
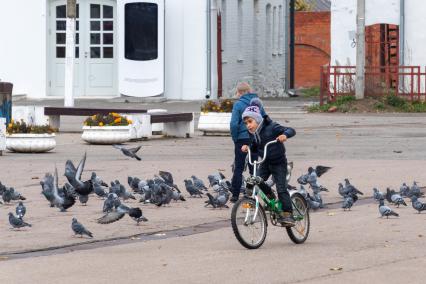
[249,115,296,165]
[230,93,266,143]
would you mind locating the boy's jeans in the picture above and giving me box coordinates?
[231,140,257,198]
[257,161,293,213]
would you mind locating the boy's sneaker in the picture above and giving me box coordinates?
[277,212,296,227]
[230,196,239,203]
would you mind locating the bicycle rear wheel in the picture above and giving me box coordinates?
[286,193,310,244]
[231,198,267,249]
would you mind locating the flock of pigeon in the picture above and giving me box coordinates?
[296,165,425,218]
[1,150,234,238]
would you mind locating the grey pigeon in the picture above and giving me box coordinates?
[408,182,423,198]
[8,212,31,229]
[2,188,12,204]
[344,179,364,195]
[342,196,354,211]
[128,207,148,225]
[93,182,108,198]
[16,202,26,219]
[379,199,399,218]
[103,193,120,213]
[385,188,396,203]
[65,153,94,197]
[205,191,229,208]
[399,183,410,197]
[306,193,321,210]
[98,205,147,225]
[41,168,76,212]
[391,193,407,207]
[91,172,108,187]
[191,175,207,190]
[184,179,203,197]
[411,196,426,213]
[113,145,142,161]
[373,188,384,202]
[9,188,26,201]
[71,218,93,238]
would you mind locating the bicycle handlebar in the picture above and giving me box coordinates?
[247,140,279,166]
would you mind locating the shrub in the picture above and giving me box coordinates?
[7,119,57,134]
[201,99,234,113]
[84,113,132,127]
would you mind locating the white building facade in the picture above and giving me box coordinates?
[0,0,289,100]
[331,0,426,68]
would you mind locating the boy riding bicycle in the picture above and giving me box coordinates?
[241,99,296,227]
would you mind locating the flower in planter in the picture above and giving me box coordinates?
[200,99,234,113]
[84,113,132,127]
[7,119,57,135]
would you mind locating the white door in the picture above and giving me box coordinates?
[49,0,117,97]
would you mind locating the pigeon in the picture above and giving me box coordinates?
[91,172,108,187]
[184,179,204,197]
[385,188,396,203]
[205,192,230,208]
[66,153,93,196]
[191,175,208,190]
[79,194,89,206]
[344,179,364,196]
[297,165,331,185]
[305,193,321,210]
[103,193,119,213]
[342,195,354,211]
[112,145,142,161]
[390,193,407,207]
[128,176,142,192]
[207,172,226,187]
[93,181,108,199]
[399,183,410,197]
[2,188,12,204]
[408,182,423,198]
[41,168,76,212]
[373,188,384,202]
[9,188,26,201]
[379,199,399,218]
[8,212,31,229]
[410,196,426,213]
[98,205,147,225]
[71,218,93,238]
[16,202,26,219]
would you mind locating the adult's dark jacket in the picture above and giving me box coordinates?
[249,116,296,165]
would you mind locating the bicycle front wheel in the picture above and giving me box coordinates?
[231,198,268,249]
[286,193,310,244]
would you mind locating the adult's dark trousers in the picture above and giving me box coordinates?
[257,161,293,213]
[231,140,257,198]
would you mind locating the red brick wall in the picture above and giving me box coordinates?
[295,11,330,88]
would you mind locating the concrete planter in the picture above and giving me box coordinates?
[82,126,131,145]
[6,133,56,153]
[197,112,231,134]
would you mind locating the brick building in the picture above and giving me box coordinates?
[294,1,330,88]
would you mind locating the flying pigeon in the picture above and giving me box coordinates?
[113,145,142,161]
[41,168,76,212]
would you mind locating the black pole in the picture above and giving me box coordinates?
[289,0,295,89]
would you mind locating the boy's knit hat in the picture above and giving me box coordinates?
[242,98,263,124]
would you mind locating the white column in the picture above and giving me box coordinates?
[64,1,76,107]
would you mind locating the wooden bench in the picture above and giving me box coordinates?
[44,107,194,139]
[44,107,148,129]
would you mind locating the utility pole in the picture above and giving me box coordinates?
[289,0,295,90]
[355,0,365,99]
[64,0,76,107]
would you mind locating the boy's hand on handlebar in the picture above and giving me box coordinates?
[277,135,287,143]
[241,145,249,153]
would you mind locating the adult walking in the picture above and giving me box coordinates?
[230,82,265,203]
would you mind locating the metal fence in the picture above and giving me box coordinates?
[320,65,426,105]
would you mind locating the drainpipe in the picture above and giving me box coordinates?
[289,0,295,90]
[206,0,212,99]
[399,0,405,92]
[284,0,289,93]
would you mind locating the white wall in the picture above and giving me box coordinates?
[331,0,400,66]
[404,0,426,67]
[165,0,208,100]
[0,0,48,98]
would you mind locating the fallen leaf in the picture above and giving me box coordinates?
[419,234,423,238]
[31,177,39,180]
[0,256,8,261]
[330,267,343,271]
[393,150,403,154]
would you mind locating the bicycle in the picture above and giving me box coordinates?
[231,140,310,249]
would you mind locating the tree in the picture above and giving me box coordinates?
[295,0,313,11]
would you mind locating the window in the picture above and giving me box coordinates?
[55,4,79,59]
[89,4,114,59]
[125,3,158,61]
